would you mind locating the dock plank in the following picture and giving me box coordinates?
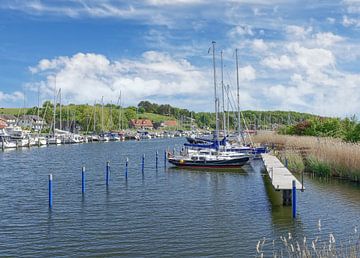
[261,153,304,190]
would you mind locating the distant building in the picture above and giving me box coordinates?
[0,118,7,129]
[0,114,17,126]
[18,115,46,131]
[129,119,153,130]
[161,120,177,128]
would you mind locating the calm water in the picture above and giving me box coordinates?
[0,138,359,257]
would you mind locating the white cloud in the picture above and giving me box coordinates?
[28,51,210,108]
[0,91,24,102]
[326,17,336,24]
[228,25,254,38]
[261,55,295,69]
[286,25,313,39]
[239,65,256,81]
[342,15,360,27]
[315,32,344,47]
[252,39,268,52]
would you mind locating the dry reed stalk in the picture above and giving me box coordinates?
[253,133,360,180]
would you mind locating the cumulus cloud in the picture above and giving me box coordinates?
[286,25,313,39]
[228,25,254,38]
[0,91,24,102]
[261,55,294,69]
[252,39,268,52]
[29,51,210,108]
[238,65,256,81]
[315,32,344,47]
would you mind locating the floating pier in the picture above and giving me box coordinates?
[261,153,304,211]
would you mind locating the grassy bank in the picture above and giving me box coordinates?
[253,133,360,182]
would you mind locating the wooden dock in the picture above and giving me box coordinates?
[261,153,304,207]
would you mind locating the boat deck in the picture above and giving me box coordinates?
[261,153,304,190]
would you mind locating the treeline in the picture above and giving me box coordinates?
[279,116,360,142]
[23,100,321,132]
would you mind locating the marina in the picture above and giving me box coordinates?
[0,138,359,256]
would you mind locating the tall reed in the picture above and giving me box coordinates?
[254,133,360,181]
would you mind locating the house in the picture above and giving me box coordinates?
[0,118,7,129]
[17,115,46,131]
[0,114,17,126]
[129,119,153,130]
[161,120,177,128]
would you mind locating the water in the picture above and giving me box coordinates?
[0,138,359,257]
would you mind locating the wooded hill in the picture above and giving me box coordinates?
[1,100,320,132]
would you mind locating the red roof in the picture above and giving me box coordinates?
[163,120,177,127]
[130,119,153,127]
[0,118,7,129]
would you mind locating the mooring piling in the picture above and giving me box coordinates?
[164,150,167,168]
[49,174,53,208]
[156,150,158,169]
[82,166,85,194]
[142,154,145,176]
[106,161,110,186]
[125,157,129,180]
[292,180,296,218]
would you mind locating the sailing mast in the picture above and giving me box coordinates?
[117,91,122,131]
[235,48,243,141]
[220,50,226,138]
[226,84,230,131]
[93,101,96,133]
[53,76,57,137]
[59,88,62,131]
[101,96,104,133]
[211,41,219,146]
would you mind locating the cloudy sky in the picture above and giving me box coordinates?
[0,0,360,117]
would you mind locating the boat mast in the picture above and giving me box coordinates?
[53,76,57,137]
[226,84,230,131]
[220,50,226,138]
[101,96,104,133]
[235,49,242,139]
[93,101,96,133]
[211,41,219,144]
[117,91,122,131]
[59,88,62,131]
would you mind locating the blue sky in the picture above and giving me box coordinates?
[0,0,360,117]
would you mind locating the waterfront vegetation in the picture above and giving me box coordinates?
[280,116,360,143]
[253,133,360,182]
[1,100,319,132]
[256,224,359,257]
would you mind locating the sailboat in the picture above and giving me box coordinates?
[48,79,61,144]
[168,41,250,169]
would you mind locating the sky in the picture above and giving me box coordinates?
[0,0,360,117]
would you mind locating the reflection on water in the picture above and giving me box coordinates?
[0,138,359,257]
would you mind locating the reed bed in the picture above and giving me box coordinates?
[253,133,360,181]
[255,225,360,257]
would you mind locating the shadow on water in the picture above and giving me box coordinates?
[260,163,306,236]
[166,165,248,175]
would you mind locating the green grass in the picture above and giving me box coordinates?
[0,107,29,116]
[137,112,175,123]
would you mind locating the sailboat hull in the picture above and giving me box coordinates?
[168,156,249,168]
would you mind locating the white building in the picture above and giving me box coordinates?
[18,115,46,131]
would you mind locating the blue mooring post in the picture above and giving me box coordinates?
[292,180,296,218]
[49,174,53,209]
[156,150,158,169]
[125,157,129,180]
[106,161,110,186]
[142,154,145,176]
[82,166,85,194]
[164,150,167,168]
